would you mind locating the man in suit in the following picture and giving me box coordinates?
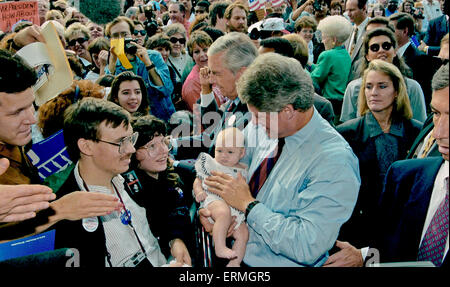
[390,12,434,108]
[419,0,449,56]
[172,32,257,161]
[324,63,449,267]
[375,63,449,266]
[345,0,370,77]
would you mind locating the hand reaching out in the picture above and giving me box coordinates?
[0,159,56,223]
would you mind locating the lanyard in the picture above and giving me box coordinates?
[81,179,148,259]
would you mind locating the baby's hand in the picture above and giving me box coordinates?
[195,191,207,203]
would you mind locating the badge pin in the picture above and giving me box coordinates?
[82,217,99,232]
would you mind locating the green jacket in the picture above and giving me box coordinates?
[311,46,351,101]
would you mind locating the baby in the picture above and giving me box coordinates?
[194,127,249,267]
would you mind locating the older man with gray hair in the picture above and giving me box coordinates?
[172,32,258,160]
[200,53,360,266]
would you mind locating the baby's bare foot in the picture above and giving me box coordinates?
[215,247,237,259]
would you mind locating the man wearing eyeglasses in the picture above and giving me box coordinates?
[105,16,175,122]
[52,97,178,267]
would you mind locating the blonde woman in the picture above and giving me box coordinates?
[336,60,422,247]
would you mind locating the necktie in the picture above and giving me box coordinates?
[248,138,285,198]
[419,131,435,158]
[223,101,236,127]
[227,101,236,112]
[350,26,358,56]
[417,177,449,267]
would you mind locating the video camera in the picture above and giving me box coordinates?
[139,3,159,38]
[411,7,425,20]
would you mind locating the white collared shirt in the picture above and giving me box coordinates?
[419,160,449,263]
[74,162,166,267]
[397,41,411,58]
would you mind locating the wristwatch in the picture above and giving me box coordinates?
[146,63,155,71]
[245,200,260,222]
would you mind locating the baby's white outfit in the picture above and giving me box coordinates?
[195,152,248,229]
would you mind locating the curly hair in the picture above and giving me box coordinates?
[38,80,106,138]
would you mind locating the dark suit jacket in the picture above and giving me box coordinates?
[406,113,440,159]
[402,44,433,106]
[374,157,447,266]
[313,93,335,127]
[336,115,421,247]
[424,15,449,56]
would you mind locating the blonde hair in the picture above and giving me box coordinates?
[358,59,413,120]
[65,22,89,41]
[216,127,245,148]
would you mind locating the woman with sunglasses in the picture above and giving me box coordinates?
[107,71,150,116]
[123,115,194,266]
[340,27,427,124]
[335,60,421,249]
[164,23,193,86]
[65,22,92,78]
[133,20,147,46]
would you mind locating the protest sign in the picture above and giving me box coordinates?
[0,0,39,32]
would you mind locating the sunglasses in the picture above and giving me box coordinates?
[369,41,393,52]
[68,37,89,46]
[133,30,147,36]
[170,37,186,45]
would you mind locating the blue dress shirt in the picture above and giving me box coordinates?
[242,108,361,266]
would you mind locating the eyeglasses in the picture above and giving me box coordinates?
[139,136,172,157]
[369,41,393,52]
[169,37,186,45]
[111,32,132,39]
[97,132,139,154]
[68,37,89,46]
[133,30,147,36]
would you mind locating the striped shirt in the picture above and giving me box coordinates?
[74,162,167,267]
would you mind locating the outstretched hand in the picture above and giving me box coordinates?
[0,159,56,223]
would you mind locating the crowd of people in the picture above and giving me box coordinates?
[0,0,448,268]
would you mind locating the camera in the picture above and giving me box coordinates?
[124,38,138,55]
[140,4,159,38]
[412,8,425,19]
[249,27,260,41]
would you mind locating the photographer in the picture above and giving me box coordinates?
[291,0,329,23]
[413,2,428,37]
[105,16,175,122]
[385,0,399,17]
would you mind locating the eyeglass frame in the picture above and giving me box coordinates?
[369,41,394,53]
[133,29,147,36]
[169,37,186,45]
[68,37,89,47]
[97,132,139,154]
[138,135,173,157]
